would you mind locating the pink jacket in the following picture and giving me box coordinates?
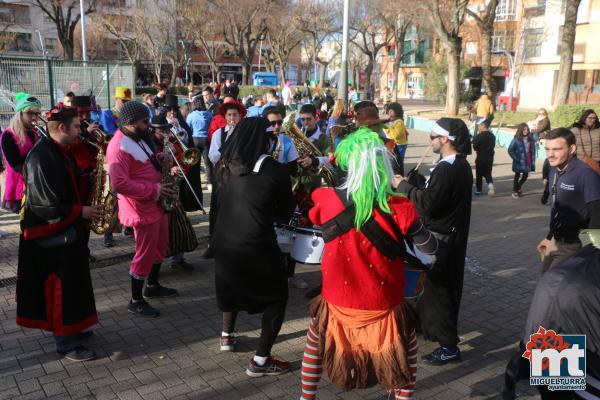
[106,129,163,226]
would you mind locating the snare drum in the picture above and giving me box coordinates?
[404,268,426,300]
[274,224,295,253]
[290,227,325,265]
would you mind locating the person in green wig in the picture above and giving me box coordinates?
[299,127,438,400]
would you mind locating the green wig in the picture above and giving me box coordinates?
[335,126,399,229]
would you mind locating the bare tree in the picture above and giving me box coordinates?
[350,0,393,98]
[426,0,469,115]
[467,0,499,99]
[265,4,305,84]
[100,11,144,66]
[28,0,97,60]
[553,0,582,106]
[297,0,341,86]
[181,0,225,83]
[210,0,273,84]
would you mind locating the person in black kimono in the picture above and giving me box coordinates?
[16,105,102,362]
[211,117,296,377]
[395,117,473,365]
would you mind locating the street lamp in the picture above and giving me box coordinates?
[338,0,350,102]
[493,50,515,112]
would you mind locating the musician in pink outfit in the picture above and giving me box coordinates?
[106,101,178,318]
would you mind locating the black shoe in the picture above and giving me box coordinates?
[127,299,160,317]
[171,261,194,271]
[123,227,134,237]
[202,246,214,260]
[76,331,94,340]
[423,346,461,366]
[58,345,96,362]
[103,237,115,247]
[541,190,549,205]
[143,285,179,299]
[246,356,291,377]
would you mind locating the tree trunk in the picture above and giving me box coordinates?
[61,39,74,60]
[364,58,374,95]
[446,40,461,116]
[480,28,497,100]
[242,63,252,85]
[319,62,327,87]
[553,0,582,106]
[278,64,286,86]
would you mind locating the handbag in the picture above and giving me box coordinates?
[34,226,77,248]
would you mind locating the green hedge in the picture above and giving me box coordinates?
[550,104,600,128]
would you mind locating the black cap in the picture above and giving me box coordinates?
[150,112,172,129]
[164,94,179,110]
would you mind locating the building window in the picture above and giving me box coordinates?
[570,70,586,93]
[466,42,477,55]
[0,3,30,24]
[2,32,33,52]
[525,28,544,58]
[496,0,517,21]
[593,70,600,93]
[44,38,58,51]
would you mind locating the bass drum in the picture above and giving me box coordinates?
[290,227,324,265]
[274,224,295,254]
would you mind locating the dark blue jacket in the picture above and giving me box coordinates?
[508,137,536,173]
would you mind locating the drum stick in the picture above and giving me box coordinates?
[414,144,432,172]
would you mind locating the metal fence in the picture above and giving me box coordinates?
[0,56,134,127]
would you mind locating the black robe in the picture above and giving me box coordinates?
[397,154,473,348]
[212,156,295,313]
[176,113,204,212]
[16,137,97,336]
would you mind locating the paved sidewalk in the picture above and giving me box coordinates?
[0,128,547,399]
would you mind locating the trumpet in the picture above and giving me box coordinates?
[80,119,109,146]
[32,115,49,138]
[168,128,200,167]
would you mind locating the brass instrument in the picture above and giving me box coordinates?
[83,132,117,234]
[32,115,49,138]
[282,112,335,187]
[81,120,110,145]
[160,135,183,212]
[169,127,200,166]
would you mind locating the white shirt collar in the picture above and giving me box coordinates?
[440,153,457,165]
[306,125,322,142]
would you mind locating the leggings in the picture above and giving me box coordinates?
[222,301,287,357]
[513,172,528,192]
[300,319,418,399]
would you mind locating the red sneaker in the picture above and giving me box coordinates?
[245,356,291,377]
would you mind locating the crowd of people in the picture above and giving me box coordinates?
[0,83,599,400]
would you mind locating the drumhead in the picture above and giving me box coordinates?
[293,227,323,237]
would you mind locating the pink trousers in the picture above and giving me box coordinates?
[130,214,169,280]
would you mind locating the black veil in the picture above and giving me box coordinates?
[216,117,272,183]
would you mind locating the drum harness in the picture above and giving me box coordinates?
[321,189,431,271]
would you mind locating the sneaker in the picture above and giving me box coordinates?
[518,189,523,197]
[143,285,179,299]
[511,192,519,198]
[123,226,134,237]
[541,190,550,205]
[103,237,115,247]
[423,346,461,366]
[127,299,160,317]
[58,345,96,362]
[220,334,237,351]
[288,276,309,289]
[473,191,482,196]
[171,261,194,271]
[246,356,291,377]
[487,183,495,196]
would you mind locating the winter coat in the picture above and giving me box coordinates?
[508,137,536,173]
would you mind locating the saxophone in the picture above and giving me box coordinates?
[86,135,117,235]
[282,112,336,187]
[160,135,182,212]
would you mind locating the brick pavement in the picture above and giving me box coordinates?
[0,128,549,399]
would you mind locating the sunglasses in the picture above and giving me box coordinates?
[25,111,41,116]
[430,135,444,140]
[269,120,283,127]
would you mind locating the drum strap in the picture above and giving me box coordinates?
[322,189,419,263]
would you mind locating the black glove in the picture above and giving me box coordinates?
[406,167,426,189]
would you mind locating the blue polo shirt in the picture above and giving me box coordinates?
[548,157,600,238]
[186,110,212,138]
